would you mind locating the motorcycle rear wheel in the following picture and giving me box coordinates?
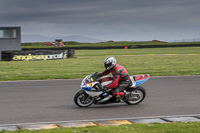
[124,86,146,105]
[74,90,95,107]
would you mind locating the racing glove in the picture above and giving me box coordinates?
[96,72,101,78]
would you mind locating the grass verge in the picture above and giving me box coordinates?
[76,47,200,56]
[1,122,200,133]
[0,47,199,81]
[21,41,200,48]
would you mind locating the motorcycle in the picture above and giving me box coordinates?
[74,72,150,107]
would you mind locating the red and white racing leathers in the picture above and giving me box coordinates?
[100,64,132,96]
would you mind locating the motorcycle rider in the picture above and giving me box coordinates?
[97,56,132,102]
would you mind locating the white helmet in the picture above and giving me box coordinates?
[104,56,116,70]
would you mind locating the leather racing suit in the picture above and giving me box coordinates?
[99,64,132,97]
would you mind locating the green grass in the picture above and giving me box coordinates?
[1,122,200,133]
[0,47,200,81]
[21,41,200,48]
[21,41,164,48]
[76,47,200,56]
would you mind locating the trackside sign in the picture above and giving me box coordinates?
[2,50,67,61]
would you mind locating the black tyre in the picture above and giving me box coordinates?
[124,86,146,105]
[74,90,95,107]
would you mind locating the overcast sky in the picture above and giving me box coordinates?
[0,0,200,41]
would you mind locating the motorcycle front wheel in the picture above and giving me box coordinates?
[124,86,146,105]
[74,90,95,107]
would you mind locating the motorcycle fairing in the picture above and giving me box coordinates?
[131,74,150,87]
[135,74,150,81]
[135,78,149,86]
[82,87,92,91]
[100,75,113,86]
[85,90,111,102]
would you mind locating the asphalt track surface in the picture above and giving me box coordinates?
[0,76,200,125]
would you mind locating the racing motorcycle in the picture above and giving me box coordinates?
[74,72,150,107]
